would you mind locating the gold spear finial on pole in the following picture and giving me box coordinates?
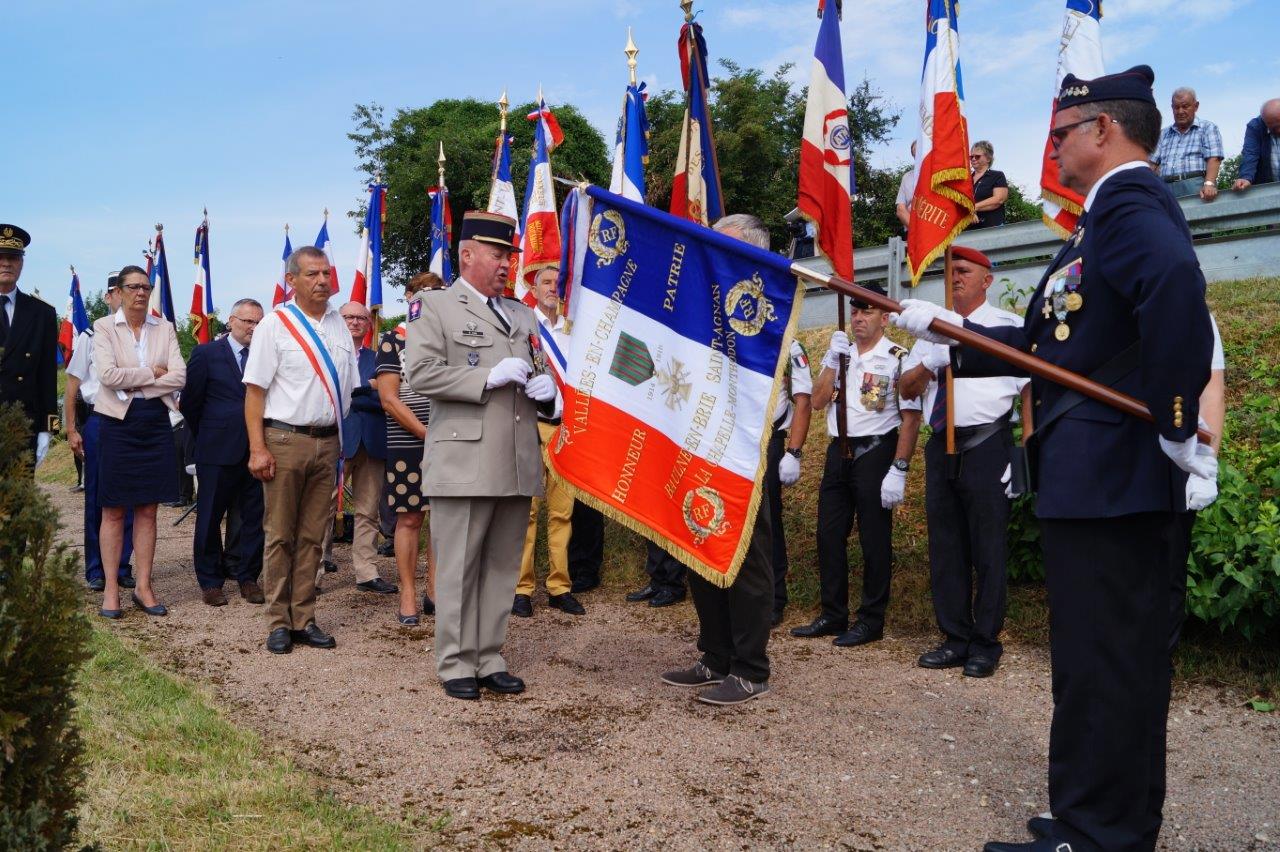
[437,141,447,188]
[681,0,694,23]
[323,207,329,220]
[625,27,640,86]
[498,89,510,133]
[284,222,289,234]
[70,264,76,275]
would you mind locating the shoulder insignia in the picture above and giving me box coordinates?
[407,299,422,323]
[889,344,908,359]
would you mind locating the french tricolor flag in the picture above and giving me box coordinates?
[796,1,853,281]
[272,226,293,308]
[526,100,565,152]
[315,215,342,295]
[518,94,563,306]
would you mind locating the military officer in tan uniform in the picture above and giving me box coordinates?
[405,212,556,700]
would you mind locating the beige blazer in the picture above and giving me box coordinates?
[405,284,549,498]
[91,311,186,420]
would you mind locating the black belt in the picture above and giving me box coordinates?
[952,413,1012,453]
[829,429,896,462]
[538,416,562,426]
[1163,170,1206,183]
[264,419,338,438]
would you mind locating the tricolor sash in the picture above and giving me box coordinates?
[276,304,346,448]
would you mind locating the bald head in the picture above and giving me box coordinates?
[340,301,372,345]
[1263,99,1280,135]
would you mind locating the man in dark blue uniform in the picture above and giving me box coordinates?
[0,225,59,469]
[896,66,1216,852]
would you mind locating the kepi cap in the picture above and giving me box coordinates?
[1058,64,1156,110]
[0,224,31,256]
[459,211,521,253]
[951,246,992,269]
[851,282,888,310]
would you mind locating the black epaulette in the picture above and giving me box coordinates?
[889,343,908,359]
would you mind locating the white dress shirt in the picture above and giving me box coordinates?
[904,301,1029,427]
[242,303,358,426]
[536,309,567,419]
[825,334,921,437]
[66,329,100,405]
[772,339,814,429]
[0,286,16,325]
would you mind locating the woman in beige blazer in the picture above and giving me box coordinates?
[92,265,186,619]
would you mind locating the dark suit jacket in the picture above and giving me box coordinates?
[1239,115,1276,186]
[954,166,1212,519]
[0,289,58,435]
[180,337,249,466]
[343,346,386,460]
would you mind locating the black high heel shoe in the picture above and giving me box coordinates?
[422,593,435,616]
[131,592,168,617]
[396,612,419,626]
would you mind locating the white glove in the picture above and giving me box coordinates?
[1000,463,1014,498]
[880,467,906,509]
[1158,435,1218,480]
[821,330,851,370]
[891,299,961,345]
[524,373,556,402]
[1185,472,1218,511]
[778,451,801,486]
[35,432,50,467]
[485,357,532,390]
[185,463,197,476]
[920,344,952,372]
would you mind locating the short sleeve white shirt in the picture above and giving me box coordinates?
[1209,313,1224,371]
[772,340,814,429]
[66,330,100,404]
[826,335,921,437]
[242,303,358,426]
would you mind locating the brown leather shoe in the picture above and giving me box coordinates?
[202,587,227,607]
[239,580,265,604]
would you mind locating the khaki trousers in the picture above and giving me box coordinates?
[430,494,531,681]
[262,428,339,631]
[321,448,383,583]
[517,421,574,596]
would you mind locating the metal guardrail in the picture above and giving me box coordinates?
[795,181,1280,329]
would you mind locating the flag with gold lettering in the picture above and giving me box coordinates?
[546,184,804,586]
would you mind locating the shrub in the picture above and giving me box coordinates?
[0,403,92,850]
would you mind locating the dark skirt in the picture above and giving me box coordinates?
[98,397,179,508]
[384,443,428,513]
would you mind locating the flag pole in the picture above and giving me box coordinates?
[943,246,956,460]
[790,262,1215,445]
[675,1,696,216]
[625,27,639,86]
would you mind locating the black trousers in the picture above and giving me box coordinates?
[764,427,790,613]
[1040,512,1176,852]
[816,433,896,629]
[688,477,774,683]
[644,540,687,592]
[567,500,604,586]
[1167,510,1196,656]
[924,430,1011,659]
[174,422,195,503]
[194,460,265,589]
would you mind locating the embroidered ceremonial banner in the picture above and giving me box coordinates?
[190,213,214,343]
[547,185,804,586]
[1040,0,1104,237]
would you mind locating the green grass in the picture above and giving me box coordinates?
[75,628,435,850]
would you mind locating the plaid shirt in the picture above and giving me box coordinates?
[1272,132,1280,184]
[1153,118,1224,178]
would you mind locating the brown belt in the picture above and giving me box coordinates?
[264,419,338,439]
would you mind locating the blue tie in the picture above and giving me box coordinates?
[237,345,248,374]
[929,368,947,432]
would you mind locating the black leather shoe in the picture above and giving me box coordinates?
[478,671,526,694]
[443,677,479,700]
[833,622,882,647]
[356,577,398,594]
[322,559,339,574]
[547,592,586,615]
[649,588,685,608]
[790,615,847,638]
[964,655,998,678]
[86,576,106,592]
[1026,817,1054,840]
[570,577,600,593]
[118,574,136,589]
[376,540,395,557]
[266,627,293,654]
[625,583,658,602]
[771,608,785,628]
[918,646,967,669]
[291,622,336,649]
[131,592,168,617]
[511,594,533,618]
[983,840,1063,851]
[422,593,435,616]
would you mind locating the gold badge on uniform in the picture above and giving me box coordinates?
[1045,259,1084,342]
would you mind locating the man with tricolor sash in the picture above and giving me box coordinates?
[243,246,359,656]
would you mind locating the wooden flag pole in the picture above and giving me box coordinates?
[836,293,850,458]
[942,245,957,459]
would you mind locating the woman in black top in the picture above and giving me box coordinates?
[970,140,1008,229]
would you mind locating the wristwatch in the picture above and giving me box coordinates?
[785,447,804,460]
[892,458,910,472]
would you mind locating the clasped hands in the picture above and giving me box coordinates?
[486,357,555,402]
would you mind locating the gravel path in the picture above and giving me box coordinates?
[50,485,1279,850]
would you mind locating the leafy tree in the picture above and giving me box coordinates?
[1004,181,1045,225]
[1217,154,1241,189]
[84,291,109,323]
[349,99,610,288]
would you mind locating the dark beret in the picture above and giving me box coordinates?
[1058,64,1156,110]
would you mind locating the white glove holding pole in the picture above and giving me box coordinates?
[821,330,851,371]
[892,299,962,345]
[1185,472,1218,511]
[1000,463,1014,498]
[485,357,532,390]
[920,344,952,372]
[1158,434,1218,480]
[778,452,801,486]
[35,432,50,467]
[880,467,906,509]
[524,373,556,402]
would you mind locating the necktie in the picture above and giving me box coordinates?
[487,298,511,334]
[0,294,9,348]
[929,368,948,432]
[237,345,248,374]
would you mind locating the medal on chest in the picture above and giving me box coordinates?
[1041,259,1084,341]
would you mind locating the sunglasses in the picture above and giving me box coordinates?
[1050,116,1105,149]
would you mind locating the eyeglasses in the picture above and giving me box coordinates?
[342,315,369,324]
[123,283,153,293]
[969,154,983,160]
[1050,116,1105,149]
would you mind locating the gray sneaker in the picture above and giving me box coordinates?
[696,675,770,706]
[660,661,726,688]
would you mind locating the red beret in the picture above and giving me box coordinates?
[951,245,992,269]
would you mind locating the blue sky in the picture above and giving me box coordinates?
[10,0,1273,318]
